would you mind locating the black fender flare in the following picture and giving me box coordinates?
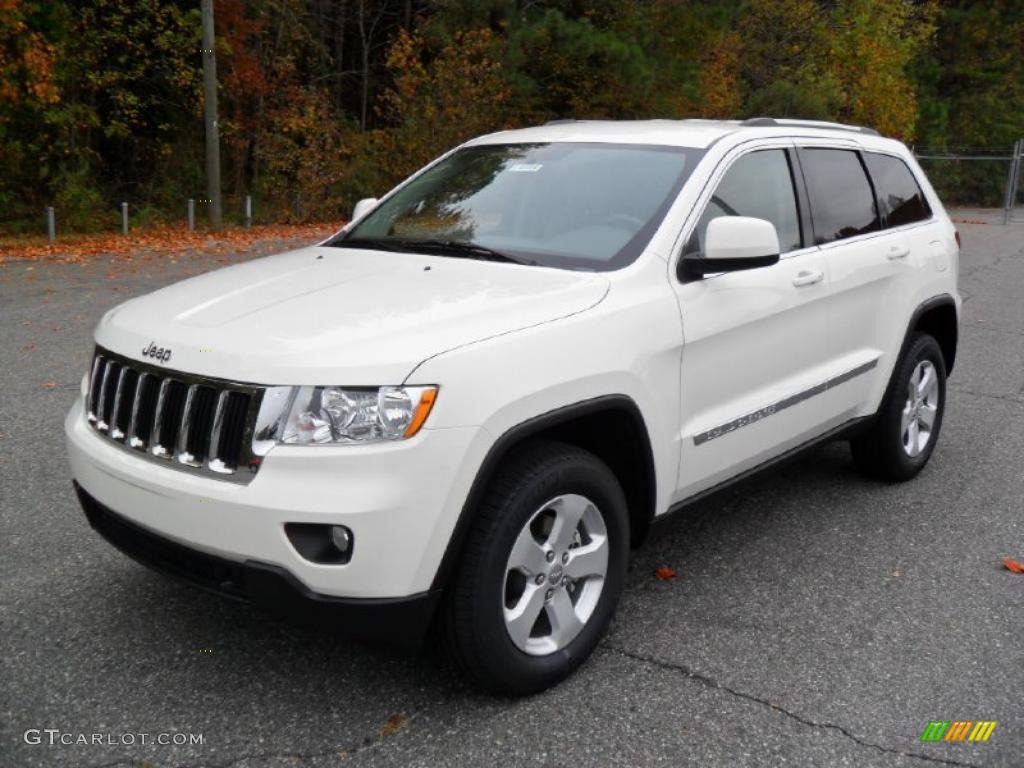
[869,294,959,421]
[429,394,657,591]
[902,293,959,373]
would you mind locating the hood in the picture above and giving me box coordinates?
[95,245,609,384]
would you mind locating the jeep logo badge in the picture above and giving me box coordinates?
[142,342,172,364]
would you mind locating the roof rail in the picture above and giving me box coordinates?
[545,119,578,125]
[740,116,881,137]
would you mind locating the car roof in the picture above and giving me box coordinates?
[465,118,906,152]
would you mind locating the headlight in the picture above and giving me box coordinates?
[253,385,438,449]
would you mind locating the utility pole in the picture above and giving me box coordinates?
[201,0,223,229]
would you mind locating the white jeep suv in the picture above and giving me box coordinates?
[66,118,960,694]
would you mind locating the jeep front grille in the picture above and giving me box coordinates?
[86,347,263,483]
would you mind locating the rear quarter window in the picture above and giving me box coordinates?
[864,152,932,227]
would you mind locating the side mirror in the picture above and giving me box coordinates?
[351,197,378,223]
[679,216,781,282]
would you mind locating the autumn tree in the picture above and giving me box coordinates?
[1,0,1022,230]
[826,0,937,139]
[737,0,841,119]
[0,0,61,216]
[376,26,511,180]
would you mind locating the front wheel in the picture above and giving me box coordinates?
[851,333,947,481]
[442,440,629,695]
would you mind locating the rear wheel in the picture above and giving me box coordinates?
[442,440,629,695]
[851,333,946,481]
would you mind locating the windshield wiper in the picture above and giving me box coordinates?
[327,237,406,252]
[330,236,527,264]
[392,239,523,264]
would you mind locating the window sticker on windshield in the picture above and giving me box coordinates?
[508,163,543,173]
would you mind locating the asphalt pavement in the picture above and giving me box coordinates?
[2,213,1022,768]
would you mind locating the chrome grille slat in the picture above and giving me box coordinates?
[85,347,261,484]
[87,356,104,422]
[176,384,201,466]
[109,367,129,440]
[127,372,148,448]
[207,390,231,474]
[95,362,117,431]
[150,378,172,458]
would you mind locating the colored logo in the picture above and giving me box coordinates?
[920,721,997,743]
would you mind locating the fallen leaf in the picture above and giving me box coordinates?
[41,381,58,390]
[655,566,678,581]
[1003,558,1024,574]
[0,223,331,263]
[380,713,409,738]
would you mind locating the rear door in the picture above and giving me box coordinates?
[671,143,841,502]
[798,145,931,416]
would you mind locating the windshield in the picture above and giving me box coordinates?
[327,142,704,271]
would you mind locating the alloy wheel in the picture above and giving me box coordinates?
[502,493,608,656]
[901,359,940,457]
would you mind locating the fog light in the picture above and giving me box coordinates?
[284,522,353,564]
[330,525,352,554]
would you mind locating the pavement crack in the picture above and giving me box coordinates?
[603,645,982,768]
[79,709,425,768]
[947,384,1024,406]
[200,712,422,768]
[959,243,1024,279]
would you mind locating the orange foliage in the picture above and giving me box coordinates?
[0,0,59,109]
[0,223,333,264]
[376,28,512,180]
[700,31,743,119]
[825,0,937,140]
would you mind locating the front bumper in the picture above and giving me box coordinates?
[66,395,489,600]
[75,483,440,648]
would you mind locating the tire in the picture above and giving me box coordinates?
[441,440,629,695]
[850,333,947,481]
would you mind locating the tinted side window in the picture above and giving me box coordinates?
[686,149,802,255]
[800,149,880,244]
[864,153,932,227]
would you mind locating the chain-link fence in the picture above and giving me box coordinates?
[914,141,1024,223]
[11,141,1023,243]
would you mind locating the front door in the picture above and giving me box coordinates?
[671,144,842,502]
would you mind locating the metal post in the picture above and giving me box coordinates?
[201,0,223,230]
[245,195,252,228]
[1008,140,1023,224]
[46,206,55,243]
[121,202,129,235]
[1004,140,1021,225]
[187,198,195,231]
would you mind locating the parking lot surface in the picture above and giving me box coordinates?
[2,214,1022,768]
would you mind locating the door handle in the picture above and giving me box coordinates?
[792,269,824,287]
[887,245,910,260]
